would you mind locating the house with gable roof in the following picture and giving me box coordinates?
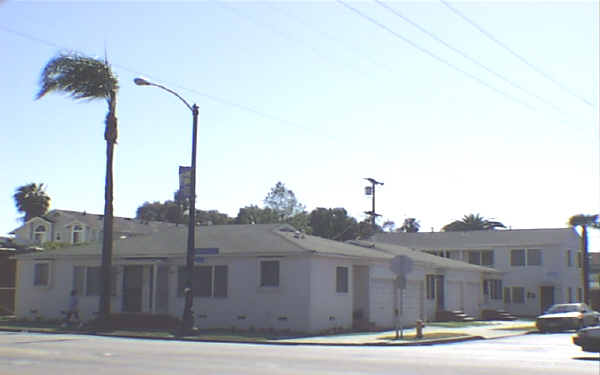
[14,223,500,333]
[10,209,177,247]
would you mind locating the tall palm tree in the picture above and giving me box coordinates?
[399,217,420,233]
[443,214,505,232]
[36,52,119,322]
[568,214,598,305]
[13,183,51,222]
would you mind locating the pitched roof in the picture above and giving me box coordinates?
[347,240,499,273]
[16,224,394,260]
[372,228,579,250]
[11,209,177,236]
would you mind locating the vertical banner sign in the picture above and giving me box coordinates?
[179,166,192,199]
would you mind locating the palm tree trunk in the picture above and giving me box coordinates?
[99,91,117,322]
[583,226,590,304]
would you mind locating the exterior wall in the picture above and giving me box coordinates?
[500,245,581,316]
[444,269,482,317]
[179,255,311,333]
[368,264,427,328]
[15,259,121,321]
[307,257,354,333]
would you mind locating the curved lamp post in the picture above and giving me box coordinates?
[134,77,198,334]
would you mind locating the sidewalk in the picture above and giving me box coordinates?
[0,319,535,346]
[271,320,535,346]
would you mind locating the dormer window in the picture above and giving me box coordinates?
[72,224,84,244]
[33,225,47,245]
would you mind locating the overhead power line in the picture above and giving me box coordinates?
[214,0,373,80]
[335,0,536,111]
[0,24,304,131]
[375,0,563,113]
[439,0,593,108]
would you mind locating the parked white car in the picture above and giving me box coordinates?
[536,303,599,333]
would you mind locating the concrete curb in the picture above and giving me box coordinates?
[0,327,497,346]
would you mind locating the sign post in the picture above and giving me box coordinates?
[390,256,413,340]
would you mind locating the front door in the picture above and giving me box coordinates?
[540,286,554,313]
[122,266,144,312]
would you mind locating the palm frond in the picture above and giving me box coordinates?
[36,52,119,101]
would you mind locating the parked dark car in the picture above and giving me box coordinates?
[536,303,599,332]
[573,326,600,352]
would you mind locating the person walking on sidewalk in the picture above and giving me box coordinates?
[63,289,80,327]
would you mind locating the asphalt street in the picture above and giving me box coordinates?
[0,331,597,375]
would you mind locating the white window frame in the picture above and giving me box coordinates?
[71,224,84,244]
[33,224,47,245]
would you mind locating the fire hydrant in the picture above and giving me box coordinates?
[416,320,425,339]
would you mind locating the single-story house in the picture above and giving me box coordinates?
[15,224,499,333]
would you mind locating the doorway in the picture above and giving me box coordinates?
[436,275,445,311]
[122,266,144,312]
[540,286,554,313]
[352,265,369,329]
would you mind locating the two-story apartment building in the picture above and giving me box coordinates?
[373,228,582,316]
[10,209,177,247]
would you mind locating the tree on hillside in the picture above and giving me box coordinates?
[196,209,232,225]
[37,52,119,321]
[234,205,280,225]
[382,220,396,232]
[568,214,599,305]
[442,214,505,232]
[309,207,358,241]
[13,183,51,222]
[399,218,420,233]
[264,182,305,220]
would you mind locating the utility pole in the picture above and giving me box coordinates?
[364,177,384,227]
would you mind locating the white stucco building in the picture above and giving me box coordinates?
[373,228,583,316]
[14,224,498,333]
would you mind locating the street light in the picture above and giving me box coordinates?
[134,77,198,334]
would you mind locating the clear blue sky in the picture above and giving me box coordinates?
[1,1,598,240]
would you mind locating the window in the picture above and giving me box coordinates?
[577,288,583,302]
[512,287,525,303]
[510,249,526,266]
[195,266,212,297]
[503,287,511,303]
[73,266,85,294]
[468,251,481,265]
[567,287,573,303]
[426,275,436,300]
[260,260,279,287]
[485,279,502,300]
[86,267,101,296]
[177,265,228,297]
[34,263,49,286]
[72,224,84,244]
[336,266,348,293]
[481,251,494,266]
[33,225,46,244]
[74,266,117,296]
[213,265,228,297]
[527,249,542,266]
[577,252,582,268]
